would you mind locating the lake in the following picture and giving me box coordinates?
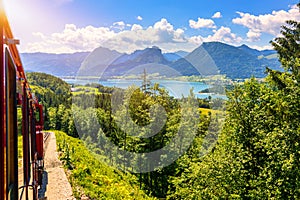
[64,78,226,99]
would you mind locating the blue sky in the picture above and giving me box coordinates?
[3,0,300,53]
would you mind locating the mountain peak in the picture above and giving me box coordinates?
[21,42,280,79]
[171,41,280,79]
[239,44,249,48]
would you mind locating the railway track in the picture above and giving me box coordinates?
[43,132,51,143]
[43,132,51,153]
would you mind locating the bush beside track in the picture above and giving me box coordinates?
[54,131,156,200]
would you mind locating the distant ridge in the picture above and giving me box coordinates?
[21,52,89,76]
[21,42,281,79]
[104,47,172,77]
[171,42,280,78]
[163,51,189,62]
[237,44,277,57]
[78,47,122,77]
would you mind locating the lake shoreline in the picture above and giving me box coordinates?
[64,78,227,99]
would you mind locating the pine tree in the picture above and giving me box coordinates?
[269,3,300,82]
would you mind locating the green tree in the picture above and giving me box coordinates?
[271,11,300,79]
[168,8,300,199]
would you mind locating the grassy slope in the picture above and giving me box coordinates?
[54,131,156,200]
[199,108,223,116]
[71,86,100,95]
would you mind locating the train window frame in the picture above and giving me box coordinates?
[5,47,18,200]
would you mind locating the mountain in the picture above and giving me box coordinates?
[21,43,281,79]
[201,42,266,78]
[260,49,277,56]
[163,51,189,62]
[237,44,281,72]
[21,52,89,76]
[78,47,122,77]
[175,50,189,58]
[171,44,221,76]
[238,44,277,57]
[99,46,172,77]
[237,44,262,57]
[163,53,182,62]
[171,42,281,79]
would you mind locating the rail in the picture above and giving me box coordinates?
[43,132,51,144]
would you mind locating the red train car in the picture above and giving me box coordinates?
[0,2,45,200]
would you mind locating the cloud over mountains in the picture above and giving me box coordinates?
[189,18,216,29]
[233,4,300,41]
[24,4,299,54]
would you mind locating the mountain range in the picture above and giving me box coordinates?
[20,42,281,79]
[21,52,89,76]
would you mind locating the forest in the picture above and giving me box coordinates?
[27,14,300,199]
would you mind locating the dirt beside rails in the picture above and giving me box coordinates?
[38,132,75,200]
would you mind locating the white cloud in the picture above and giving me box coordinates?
[186,26,242,47]
[111,21,126,30]
[137,16,143,21]
[32,32,46,40]
[212,12,222,19]
[24,18,244,54]
[131,24,143,31]
[189,17,216,29]
[246,30,261,42]
[233,4,300,41]
[26,24,116,53]
[188,35,203,45]
[248,44,273,51]
[104,18,188,53]
[25,19,191,53]
[205,26,243,43]
[154,18,175,31]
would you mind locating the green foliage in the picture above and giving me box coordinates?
[169,77,300,199]
[27,72,78,137]
[271,18,300,78]
[71,82,219,198]
[55,131,156,200]
[169,14,300,199]
[27,72,71,108]
[27,70,225,199]
[27,13,300,199]
[18,134,23,159]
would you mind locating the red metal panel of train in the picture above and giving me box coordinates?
[36,132,44,161]
[0,1,45,200]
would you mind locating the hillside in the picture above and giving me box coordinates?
[163,51,189,62]
[103,46,172,77]
[55,131,155,200]
[172,42,281,79]
[237,44,276,57]
[26,72,71,108]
